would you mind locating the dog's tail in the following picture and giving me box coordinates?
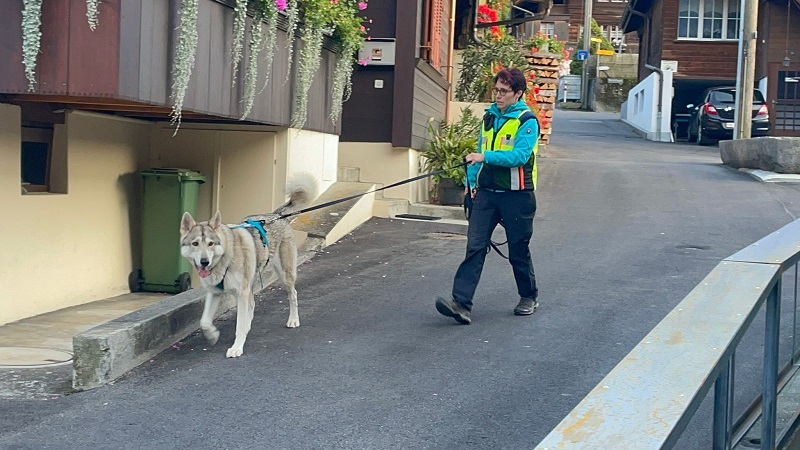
[275,172,318,216]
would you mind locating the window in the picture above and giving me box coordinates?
[420,0,444,70]
[601,25,624,40]
[540,22,555,37]
[678,0,739,40]
[21,126,54,194]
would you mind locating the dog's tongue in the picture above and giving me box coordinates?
[197,268,210,278]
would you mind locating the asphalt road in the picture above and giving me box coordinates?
[3,110,800,449]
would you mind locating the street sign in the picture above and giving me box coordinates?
[597,49,615,56]
[576,50,589,61]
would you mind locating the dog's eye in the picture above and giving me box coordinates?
[209,242,215,246]
[192,242,199,247]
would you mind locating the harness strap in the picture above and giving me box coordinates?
[229,219,269,247]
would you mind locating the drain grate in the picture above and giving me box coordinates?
[427,232,467,240]
[0,347,73,368]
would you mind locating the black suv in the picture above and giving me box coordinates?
[687,87,771,145]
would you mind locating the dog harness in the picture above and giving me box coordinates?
[229,219,269,247]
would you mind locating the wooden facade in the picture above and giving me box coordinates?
[340,0,452,149]
[624,0,800,136]
[0,0,342,134]
[523,0,639,54]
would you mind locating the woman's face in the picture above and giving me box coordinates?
[493,79,519,111]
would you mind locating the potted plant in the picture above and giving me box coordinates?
[421,108,481,205]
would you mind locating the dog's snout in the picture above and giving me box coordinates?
[200,259,210,267]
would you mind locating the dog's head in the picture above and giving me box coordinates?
[180,211,225,279]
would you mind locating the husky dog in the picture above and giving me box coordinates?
[179,174,317,358]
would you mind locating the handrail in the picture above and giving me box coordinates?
[535,218,800,449]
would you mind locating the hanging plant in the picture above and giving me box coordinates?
[169,0,199,133]
[231,0,248,84]
[86,0,100,31]
[241,0,283,118]
[283,0,299,84]
[292,0,368,128]
[21,0,43,91]
[291,23,325,129]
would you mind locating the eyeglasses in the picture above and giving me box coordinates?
[492,87,513,96]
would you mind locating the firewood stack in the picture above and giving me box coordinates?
[525,52,562,148]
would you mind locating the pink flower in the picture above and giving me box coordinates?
[358,1,368,10]
[358,58,368,66]
[275,0,287,10]
[360,25,365,31]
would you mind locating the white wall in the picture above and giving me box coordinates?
[338,142,427,203]
[621,70,673,142]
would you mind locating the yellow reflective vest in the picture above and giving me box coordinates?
[477,109,539,190]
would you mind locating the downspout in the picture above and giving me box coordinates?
[645,63,667,142]
[472,0,488,47]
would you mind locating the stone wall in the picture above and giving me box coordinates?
[720,137,800,174]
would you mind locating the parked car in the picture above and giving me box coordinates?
[687,87,771,145]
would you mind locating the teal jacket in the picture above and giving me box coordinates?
[465,99,539,189]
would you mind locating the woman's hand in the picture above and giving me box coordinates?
[465,153,484,164]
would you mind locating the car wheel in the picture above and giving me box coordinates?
[697,126,713,146]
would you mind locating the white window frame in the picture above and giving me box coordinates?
[677,0,740,41]
[540,22,555,38]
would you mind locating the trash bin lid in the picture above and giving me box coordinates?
[140,168,206,183]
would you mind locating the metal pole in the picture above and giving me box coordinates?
[713,355,735,450]
[735,0,758,139]
[580,0,593,109]
[794,263,798,365]
[732,0,746,139]
[762,281,782,450]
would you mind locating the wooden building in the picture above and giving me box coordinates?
[337,0,460,203]
[524,0,640,53]
[622,0,800,136]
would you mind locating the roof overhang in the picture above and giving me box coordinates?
[475,0,553,30]
[621,0,656,33]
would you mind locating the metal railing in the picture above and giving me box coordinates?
[535,218,800,449]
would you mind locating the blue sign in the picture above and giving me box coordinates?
[576,50,589,61]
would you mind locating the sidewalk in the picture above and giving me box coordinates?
[0,181,466,399]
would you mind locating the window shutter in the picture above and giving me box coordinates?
[430,0,443,69]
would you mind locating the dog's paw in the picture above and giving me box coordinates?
[203,328,220,345]
[286,317,300,328]
[226,347,244,358]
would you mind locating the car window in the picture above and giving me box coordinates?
[710,89,765,103]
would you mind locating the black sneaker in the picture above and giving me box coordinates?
[513,297,539,316]
[435,296,472,325]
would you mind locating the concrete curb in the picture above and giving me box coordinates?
[72,237,325,391]
[739,169,800,184]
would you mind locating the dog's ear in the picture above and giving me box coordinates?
[180,212,196,235]
[209,210,222,229]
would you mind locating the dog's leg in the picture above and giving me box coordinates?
[200,291,220,345]
[279,239,300,328]
[226,286,255,358]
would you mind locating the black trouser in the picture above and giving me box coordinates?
[452,189,537,311]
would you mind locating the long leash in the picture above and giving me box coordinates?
[276,162,470,221]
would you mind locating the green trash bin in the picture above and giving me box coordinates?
[136,168,206,294]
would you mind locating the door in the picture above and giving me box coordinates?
[768,63,800,137]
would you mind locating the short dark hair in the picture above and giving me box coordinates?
[494,68,526,94]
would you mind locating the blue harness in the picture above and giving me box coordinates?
[215,220,268,290]
[229,219,269,247]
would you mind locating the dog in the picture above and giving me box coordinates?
[179,173,317,358]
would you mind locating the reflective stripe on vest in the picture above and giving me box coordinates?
[478,110,538,190]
